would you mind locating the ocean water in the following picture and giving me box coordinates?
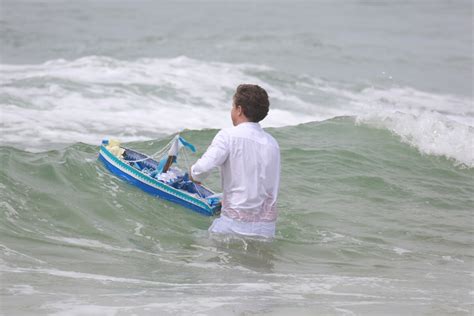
[0,0,473,315]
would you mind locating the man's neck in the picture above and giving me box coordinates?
[234,118,250,126]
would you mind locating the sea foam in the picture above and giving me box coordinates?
[351,88,473,167]
[1,56,472,166]
[0,56,316,147]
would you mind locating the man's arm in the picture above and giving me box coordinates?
[190,130,230,182]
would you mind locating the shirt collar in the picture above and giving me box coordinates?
[236,122,262,130]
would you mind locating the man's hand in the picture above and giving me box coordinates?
[189,169,201,185]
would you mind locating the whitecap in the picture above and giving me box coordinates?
[393,247,411,255]
[1,56,472,167]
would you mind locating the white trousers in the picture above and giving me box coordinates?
[209,215,276,239]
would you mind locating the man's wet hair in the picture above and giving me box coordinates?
[233,84,269,122]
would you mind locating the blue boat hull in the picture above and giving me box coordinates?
[98,145,219,216]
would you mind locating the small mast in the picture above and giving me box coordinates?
[162,155,175,173]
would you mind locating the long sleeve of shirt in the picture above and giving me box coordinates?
[191,130,229,182]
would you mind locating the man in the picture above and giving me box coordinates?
[190,84,280,239]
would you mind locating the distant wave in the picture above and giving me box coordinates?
[0,56,317,146]
[1,56,472,166]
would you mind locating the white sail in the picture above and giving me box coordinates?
[167,135,183,157]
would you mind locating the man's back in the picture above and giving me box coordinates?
[219,122,280,223]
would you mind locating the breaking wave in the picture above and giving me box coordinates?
[1,56,472,166]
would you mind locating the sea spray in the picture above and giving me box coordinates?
[2,56,473,167]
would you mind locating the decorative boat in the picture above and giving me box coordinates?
[98,136,221,216]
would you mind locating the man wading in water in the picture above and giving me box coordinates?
[190,84,280,239]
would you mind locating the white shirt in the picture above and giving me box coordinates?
[191,122,280,234]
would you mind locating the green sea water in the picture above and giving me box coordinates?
[1,0,473,314]
[1,118,473,315]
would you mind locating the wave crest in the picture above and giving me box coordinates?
[1,56,472,166]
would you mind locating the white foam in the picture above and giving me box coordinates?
[8,284,38,295]
[356,110,473,167]
[0,244,47,264]
[1,56,472,167]
[393,247,411,255]
[2,261,417,315]
[1,201,19,223]
[320,85,474,167]
[45,298,232,316]
[124,219,147,238]
[0,56,318,149]
[3,265,173,286]
[441,255,464,263]
[45,236,156,257]
[48,304,118,316]
[45,236,178,265]
[133,222,144,237]
[318,231,345,243]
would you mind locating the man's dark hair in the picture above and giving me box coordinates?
[233,84,270,122]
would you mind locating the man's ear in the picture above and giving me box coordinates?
[237,105,243,116]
